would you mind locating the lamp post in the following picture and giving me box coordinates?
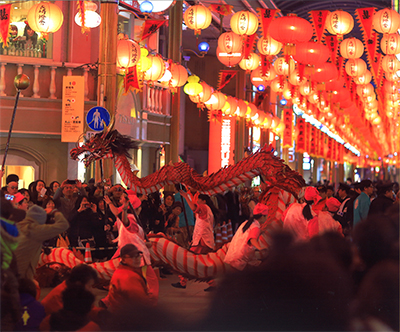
[2,75,30,171]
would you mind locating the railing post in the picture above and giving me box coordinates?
[49,66,57,99]
[33,65,40,98]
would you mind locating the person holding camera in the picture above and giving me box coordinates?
[53,179,87,224]
[68,196,102,250]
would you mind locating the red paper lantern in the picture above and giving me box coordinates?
[356,84,375,98]
[380,33,400,55]
[170,63,188,87]
[326,10,354,36]
[144,54,165,81]
[385,72,400,82]
[257,35,282,55]
[117,39,141,68]
[312,62,338,82]
[225,96,238,116]
[345,58,367,77]
[269,14,313,44]
[383,80,399,94]
[273,57,294,75]
[239,53,260,71]
[373,8,400,34]
[299,80,314,96]
[246,103,258,118]
[236,100,248,117]
[340,37,364,59]
[289,69,306,85]
[250,66,276,87]
[293,41,330,65]
[218,32,243,54]
[183,4,212,35]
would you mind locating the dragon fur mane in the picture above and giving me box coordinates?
[70,129,306,197]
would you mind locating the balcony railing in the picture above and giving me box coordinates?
[0,56,172,116]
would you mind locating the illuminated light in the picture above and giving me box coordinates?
[138,0,174,13]
[290,26,295,30]
[198,41,210,52]
[75,10,101,28]
[27,2,64,36]
[184,4,212,35]
[221,119,232,167]
[375,166,380,172]
[139,0,153,14]
[275,135,280,140]
[280,98,288,106]
[309,49,315,53]
[230,10,259,36]
[158,69,172,82]
[257,85,265,91]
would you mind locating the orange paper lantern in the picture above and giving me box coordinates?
[170,63,188,87]
[183,4,212,35]
[239,53,260,71]
[257,35,282,55]
[382,54,400,73]
[205,91,227,111]
[340,37,364,59]
[326,10,354,36]
[312,62,338,82]
[373,8,400,34]
[380,33,400,55]
[345,58,367,77]
[117,39,141,68]
[27,2,64,36]
[230,11,259,36]
[354,70,372,85]
[217,47,243,67]
[218,32,243,54]
[143,54,166,81]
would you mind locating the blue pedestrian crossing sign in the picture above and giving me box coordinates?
[86,106,111,131]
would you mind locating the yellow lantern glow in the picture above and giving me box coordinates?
[239,53,260,71]
[75,1,101,28]
[270,77,288,93]
[117,39,141,68]
[143,54,165,81]
[273,57,294,76]
[218,32,243,54]
[189,81,213,104]
[230,11,259,36]
[217,47,243,67]
[137,48,152,72]
[299,80,314,96]
[250,66,276,88]
[27,2,64,37]
[236,100,248,117]
[257,35,282,55]
[183,4,212,35]
[326,10,354,36]
[340,37,364,59]
[184,75,203,96]
[224,96,238,116]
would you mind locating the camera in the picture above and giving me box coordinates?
[66,179,76,185]
[5,194,14,201]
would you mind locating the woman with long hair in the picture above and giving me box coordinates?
[224,203,269,271]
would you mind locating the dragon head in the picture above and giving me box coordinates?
[70,129,138,167]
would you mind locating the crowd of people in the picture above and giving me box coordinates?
[1,169,399,331]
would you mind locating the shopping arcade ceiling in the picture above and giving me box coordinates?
[179,0,399,162]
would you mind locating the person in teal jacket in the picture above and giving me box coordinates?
[173,184,195,248]
[353,180,374,227]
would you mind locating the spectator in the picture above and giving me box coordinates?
[326,185,334,198]
[14,192,29,212]
[165,202,182,238]
[18,188,34,209]
[14,278,46,331]
[108,184,125,207]
[101,244,156,311]
[173,184,195,248]
[68,196,102,249]
[41,264,98,316]
[53,179,86,223]
[48,181,60,198]
[312,185,327,215]
[14,205,69,280]
[368,182,395,216]
[49,286,99,331]
[30,180,48,207]
[353,180,374,227]
[224,203,269,271]
[2,174,19,196]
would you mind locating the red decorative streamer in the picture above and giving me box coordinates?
[217,70,237,91]
[257,8,280,37]
[309,10,329,43]
[140,19,166,42]
[282,108,293,148]
[0,4,11,48]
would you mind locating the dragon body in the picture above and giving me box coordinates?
[70,130,305,196]
[38,187,297,280]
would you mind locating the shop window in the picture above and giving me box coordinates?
[0,1,53,59]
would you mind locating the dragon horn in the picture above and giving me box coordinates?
[104,113,115,134]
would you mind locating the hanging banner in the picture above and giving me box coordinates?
[309,10,329,43]
[325,35,339,64]
[208,4,233,16]
[62,76,85,143]
[0,4,11,48]
[260,54,271,76]
[355,8,375,40]
[339,144,344,163]
[282,108,293,148]
[305,122,311,154]
[217,70,237,90]
[243,34,257,59]
[309,126,316,156]
[124,66,142,92]
[337,56,345,78]
[327,137,333,160]
[140,19,165,41]
[257,8,280,37]
[296,118,306,153]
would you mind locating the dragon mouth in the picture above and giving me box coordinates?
[70,148,109,167]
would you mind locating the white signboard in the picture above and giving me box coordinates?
[61,76,84,142]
